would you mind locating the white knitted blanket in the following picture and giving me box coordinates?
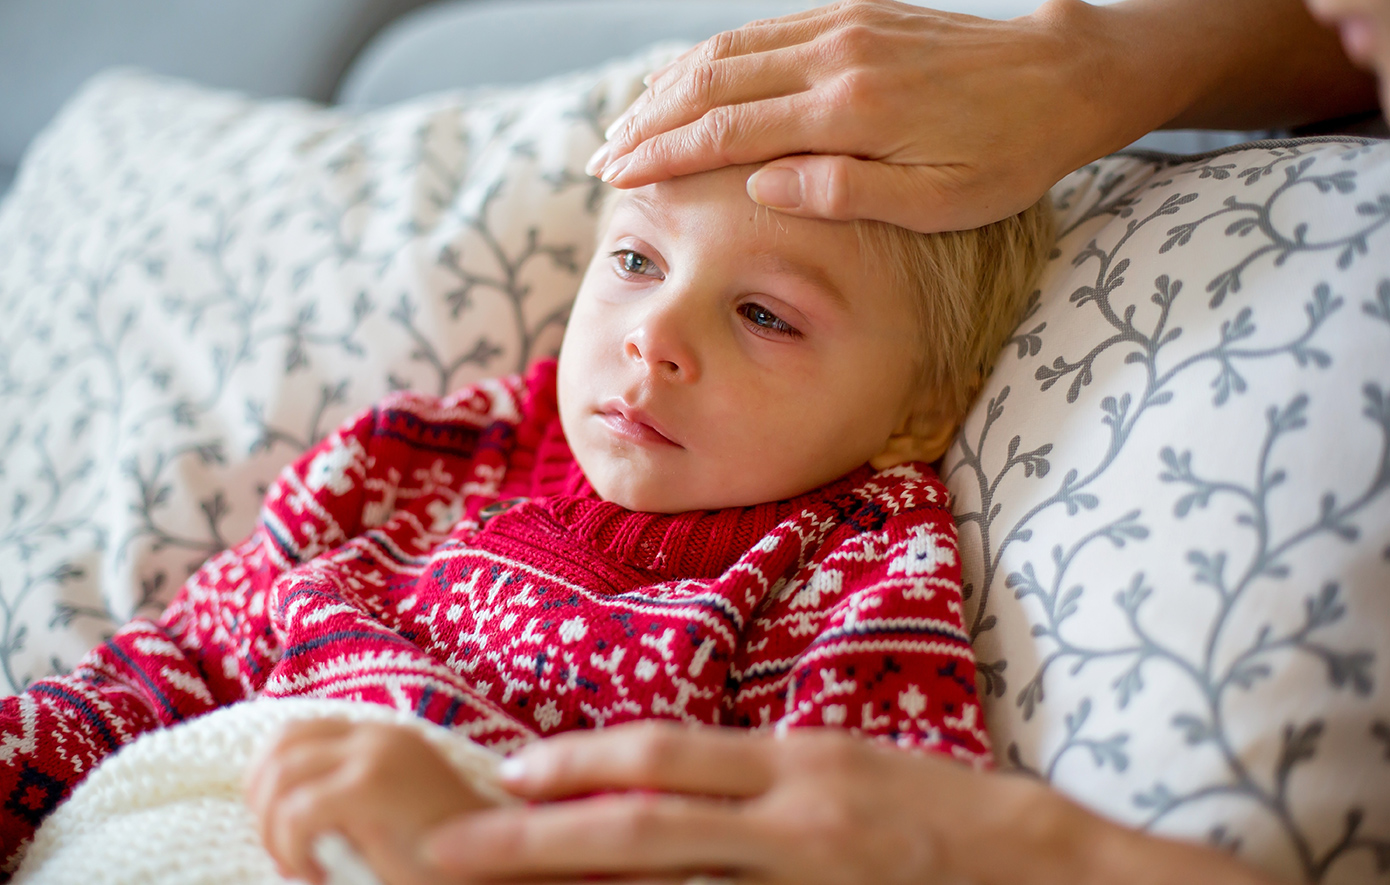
[11,698,508,885]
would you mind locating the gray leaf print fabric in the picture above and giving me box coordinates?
[950,139,1390,883]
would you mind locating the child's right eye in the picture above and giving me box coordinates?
[610,249,661,279]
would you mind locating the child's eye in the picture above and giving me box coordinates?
[610,249,661,279]
[738,302,802,339]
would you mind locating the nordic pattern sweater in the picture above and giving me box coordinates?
[0,360,989,866]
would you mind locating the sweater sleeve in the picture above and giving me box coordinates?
[0,402,397,868]
[729,485,993,767]
[0,366,547,867]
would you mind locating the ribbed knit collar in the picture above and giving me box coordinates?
[510,363,870,580]
[541,458,872,580]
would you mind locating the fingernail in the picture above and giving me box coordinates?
[497,757,526,782]
[601,152,633,183]
[748,167,801,209]
[585,143,614,177]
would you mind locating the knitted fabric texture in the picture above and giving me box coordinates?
[0,360,989,869]
[12,697,500,885]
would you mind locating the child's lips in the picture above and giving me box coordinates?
[597,401,681,447]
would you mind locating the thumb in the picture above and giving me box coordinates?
[746,155,1009,234]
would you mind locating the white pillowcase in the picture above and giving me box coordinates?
[0,51,676,691]
[950,139,1390,883]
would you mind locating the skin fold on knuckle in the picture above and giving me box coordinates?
[622,724,685,786]
[702,28,743,64]
[691,103,748,167]
[824,19,884,70]
[809,156,858,220]
[682,60,724,118]
[594,791,672,852]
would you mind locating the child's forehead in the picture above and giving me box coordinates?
[607,166,863,256]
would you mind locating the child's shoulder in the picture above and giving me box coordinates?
[857,462,952,513]
[801,462,954,541]
[370,359,558,430]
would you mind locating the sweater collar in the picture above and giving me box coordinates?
[543,452,871,580]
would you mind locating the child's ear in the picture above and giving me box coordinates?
[868,412,958,470]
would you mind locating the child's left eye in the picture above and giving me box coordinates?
[738,302,801,338]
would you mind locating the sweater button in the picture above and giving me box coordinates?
[478,497,528,525]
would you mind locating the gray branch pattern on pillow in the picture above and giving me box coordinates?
[951,140,1390,883]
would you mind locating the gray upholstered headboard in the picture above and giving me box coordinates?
[0,0,436,197]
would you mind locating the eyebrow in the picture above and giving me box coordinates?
[616,191,667,228]
[614,192,851,312]
[758,253,850,312]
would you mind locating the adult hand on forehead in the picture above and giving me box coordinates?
[590,0,1088,234]
[587,0,1375,234]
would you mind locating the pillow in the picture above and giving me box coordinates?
[0,49,679,693]
[949,137,1390,884]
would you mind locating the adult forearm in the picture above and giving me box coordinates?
[943,768,1279,885]
[1065,0,1377,140]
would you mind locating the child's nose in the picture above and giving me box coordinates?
[623,293,701,384]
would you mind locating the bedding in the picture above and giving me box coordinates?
[949,138,1390,883]
[10,697,504,885]
[0,49,1387,885]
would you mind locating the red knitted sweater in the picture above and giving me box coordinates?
[0,360,989,866]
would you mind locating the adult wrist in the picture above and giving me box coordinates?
[1019,0,1184,179]
[941,768,1279,885]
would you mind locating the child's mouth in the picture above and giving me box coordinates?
[597,401,681,447]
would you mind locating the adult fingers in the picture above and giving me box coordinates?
[601,90,845,188]
[593,45,813,176]
[746,154,1035,234]
[645,4,840,88]
[424,792,765,881]
[498,723,774,801]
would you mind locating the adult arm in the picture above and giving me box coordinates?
[420,722,1277,885]
[590,0,1376,233]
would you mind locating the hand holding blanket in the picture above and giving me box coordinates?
[11,698,508,885]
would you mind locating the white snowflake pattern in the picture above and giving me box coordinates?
[887,525,956,576]
[305,438,363,495]
[427,498,463,533]
[899,684,927,719]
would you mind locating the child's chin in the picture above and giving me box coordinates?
[588,471,722,514]
[591,481,689,514]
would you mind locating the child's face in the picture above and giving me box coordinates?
[557,165,924,513]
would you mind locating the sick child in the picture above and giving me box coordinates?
[0,162,1052,881]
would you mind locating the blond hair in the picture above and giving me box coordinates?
[856,198,1055,451]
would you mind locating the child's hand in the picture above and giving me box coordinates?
[245,719,497,885]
